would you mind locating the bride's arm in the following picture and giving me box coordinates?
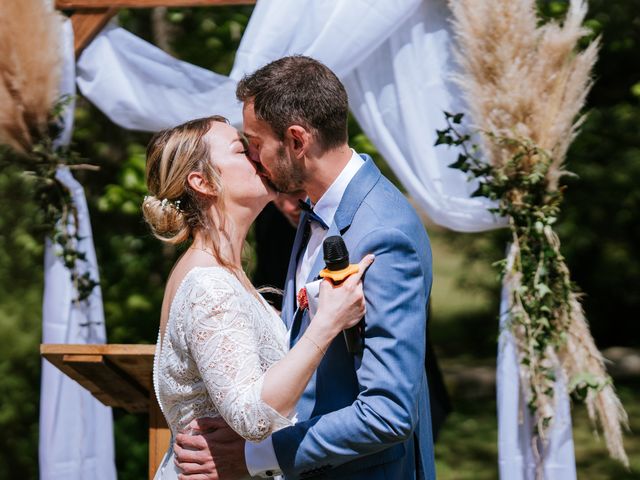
[186,274,292,442]
[185,258,371,442]
[260,306,342,416]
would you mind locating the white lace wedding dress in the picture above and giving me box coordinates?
[153,266,294,480]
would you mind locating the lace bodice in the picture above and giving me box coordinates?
[153,266,293,442]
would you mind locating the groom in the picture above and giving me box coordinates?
[174,55,436,479]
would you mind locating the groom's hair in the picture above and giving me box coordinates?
[236,55,348,151]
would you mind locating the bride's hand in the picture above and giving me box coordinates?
[314,254,375,334]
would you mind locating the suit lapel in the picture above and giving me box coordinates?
[284,154,382,332]
[282,210,310,330]
[333,154,381,233]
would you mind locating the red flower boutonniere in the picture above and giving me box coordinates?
[297,287,309,310]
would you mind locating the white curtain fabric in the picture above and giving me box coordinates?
[39,20,117,480]
[498,286,576,480]
[73,0,575,476]
[76,24,241,129]
[343,0,501,231]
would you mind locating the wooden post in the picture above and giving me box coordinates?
[149,390,172,479]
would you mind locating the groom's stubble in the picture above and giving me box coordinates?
[269,143,307,194]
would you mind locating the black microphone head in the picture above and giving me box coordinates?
[323,235,350,271]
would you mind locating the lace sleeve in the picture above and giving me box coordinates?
[184,271,293,442]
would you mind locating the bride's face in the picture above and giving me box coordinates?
[205,121,276,209]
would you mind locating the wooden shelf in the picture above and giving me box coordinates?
[41,343,168,479]
[42,343,156,411]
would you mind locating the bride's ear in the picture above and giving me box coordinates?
[285,125,311,158]
[187,171,217,197]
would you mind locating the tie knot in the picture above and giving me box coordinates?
[298,199,328,229]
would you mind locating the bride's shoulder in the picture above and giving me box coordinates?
[180,266,241,302]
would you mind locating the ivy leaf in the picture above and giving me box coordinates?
[538,316,550,329]
[535,283,552,298]
[471,183,491,198]
[448,153,468,171]
[434,130,454,146]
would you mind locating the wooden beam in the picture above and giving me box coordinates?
[71,7,119,58]
[57,0,255,8]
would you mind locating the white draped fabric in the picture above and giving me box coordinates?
[498,287,577,480]
[73,0,575,477]
[77,25,241,129]
[342,0,500,231]
[39,20,117,480]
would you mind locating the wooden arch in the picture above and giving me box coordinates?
[55,0,256,58]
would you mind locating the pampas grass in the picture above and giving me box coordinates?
[448,0,629,470]
[449,0,598,189]
[0,0,63,153]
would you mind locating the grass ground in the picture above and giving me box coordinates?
[434,383,640,480]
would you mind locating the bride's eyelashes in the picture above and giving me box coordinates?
[235,134,249,155]
[235,138,253,158]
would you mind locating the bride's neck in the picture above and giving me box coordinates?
[193,203,256,269]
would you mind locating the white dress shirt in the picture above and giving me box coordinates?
[245,150,364,478]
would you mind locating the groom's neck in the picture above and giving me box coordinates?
[305,144,352,204]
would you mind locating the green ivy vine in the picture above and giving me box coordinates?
[436,111,609,431]
[0,96,99,303]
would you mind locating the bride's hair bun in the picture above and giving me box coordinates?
[142,195,189,245]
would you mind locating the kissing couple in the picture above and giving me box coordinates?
[145,56,435,480]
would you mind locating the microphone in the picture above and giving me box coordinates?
[319,235,364,354]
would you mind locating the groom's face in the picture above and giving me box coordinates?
[242,101,306,193]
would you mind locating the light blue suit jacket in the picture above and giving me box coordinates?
[273,155,436,479]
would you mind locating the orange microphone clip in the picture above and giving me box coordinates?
[319,264,359,283]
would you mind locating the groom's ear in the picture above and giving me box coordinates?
[285,125,311,157]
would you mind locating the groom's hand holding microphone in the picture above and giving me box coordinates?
[318,235,368,354]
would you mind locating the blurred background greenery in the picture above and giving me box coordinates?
[0,0,638,478]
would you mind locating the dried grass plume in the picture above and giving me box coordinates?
[449,0,598,189]
[0,0,63,153]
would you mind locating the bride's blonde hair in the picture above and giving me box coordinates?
[142,115,235,270]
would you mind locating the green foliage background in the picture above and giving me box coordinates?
[0,1,637,478]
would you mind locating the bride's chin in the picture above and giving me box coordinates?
[255,189,276,209]
[260,180,277,201]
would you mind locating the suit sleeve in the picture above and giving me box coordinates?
[271,227,432,477]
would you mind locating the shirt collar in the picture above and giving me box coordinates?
[311,150,364,227]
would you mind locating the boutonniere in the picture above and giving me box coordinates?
[297,287,309,310]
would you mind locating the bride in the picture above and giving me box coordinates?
[142,115,373,479]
